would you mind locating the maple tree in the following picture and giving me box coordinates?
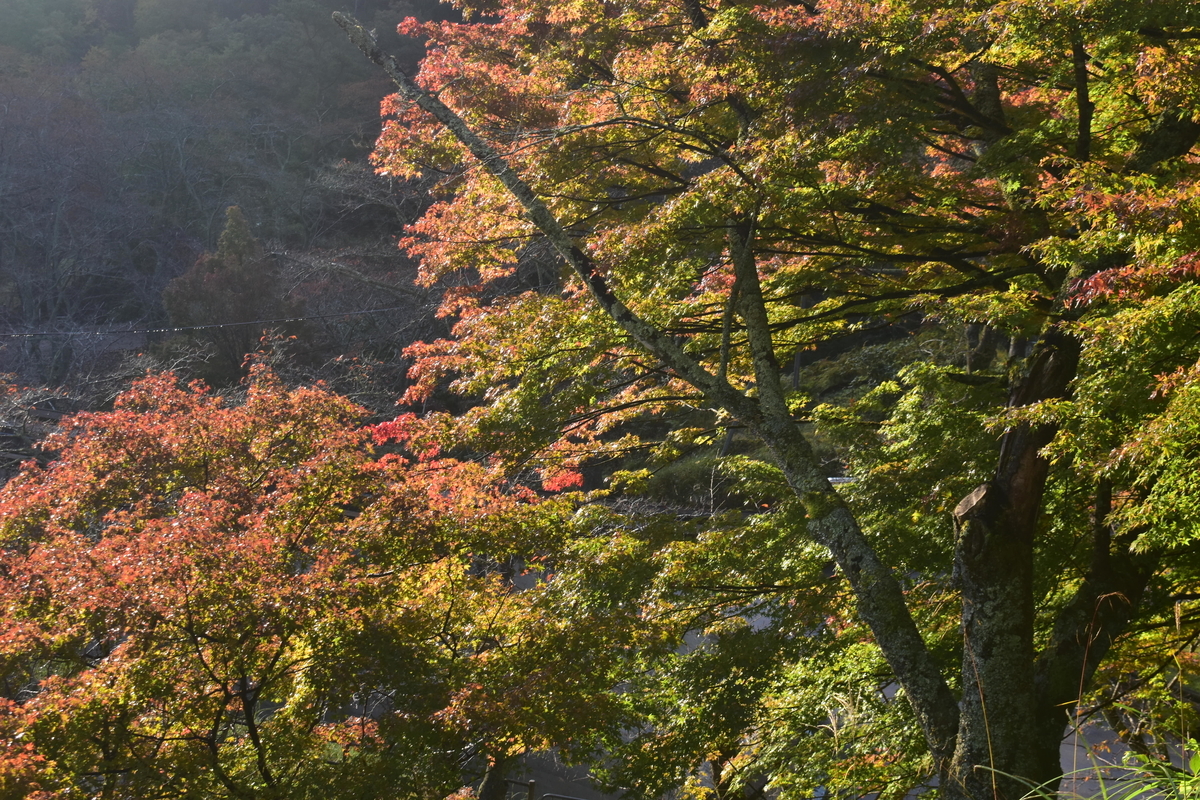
[335,1,1200,798]
[0,367,661,799]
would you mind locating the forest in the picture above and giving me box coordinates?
[3,0,1200,799]
[0,0,454,396]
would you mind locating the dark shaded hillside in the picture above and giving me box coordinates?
[0,0,452,388]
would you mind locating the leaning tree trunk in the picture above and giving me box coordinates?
[478,755,511,800]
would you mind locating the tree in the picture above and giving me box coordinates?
[336,2,1200,798]
[0,367,651,799]
[163,206,305,383]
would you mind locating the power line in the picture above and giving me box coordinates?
[0,306,411,339]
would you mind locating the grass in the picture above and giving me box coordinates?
[1004,741,1200,800]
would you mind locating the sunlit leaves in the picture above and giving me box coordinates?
[364,0,1200,793]
[814,362,1002,571]
[0,369,593,799]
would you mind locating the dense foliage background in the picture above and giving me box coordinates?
[4,1,1200,799]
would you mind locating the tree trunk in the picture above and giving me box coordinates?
[946,330,1081,799]
[949,481,1041,800]
[479,755,511,800]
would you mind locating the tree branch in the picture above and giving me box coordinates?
[1072,36,1094,161]
[726,219,960,770]
[337,11,960,769]
[683,0,708,30]
[1031,482,1158,763]
[274,251,420,301]
[332,12,755,421]
[1127,111,1200,173]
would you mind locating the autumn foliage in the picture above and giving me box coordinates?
[0,368,610,799]
[342,0,1200,797]
[12,0,1200,796]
